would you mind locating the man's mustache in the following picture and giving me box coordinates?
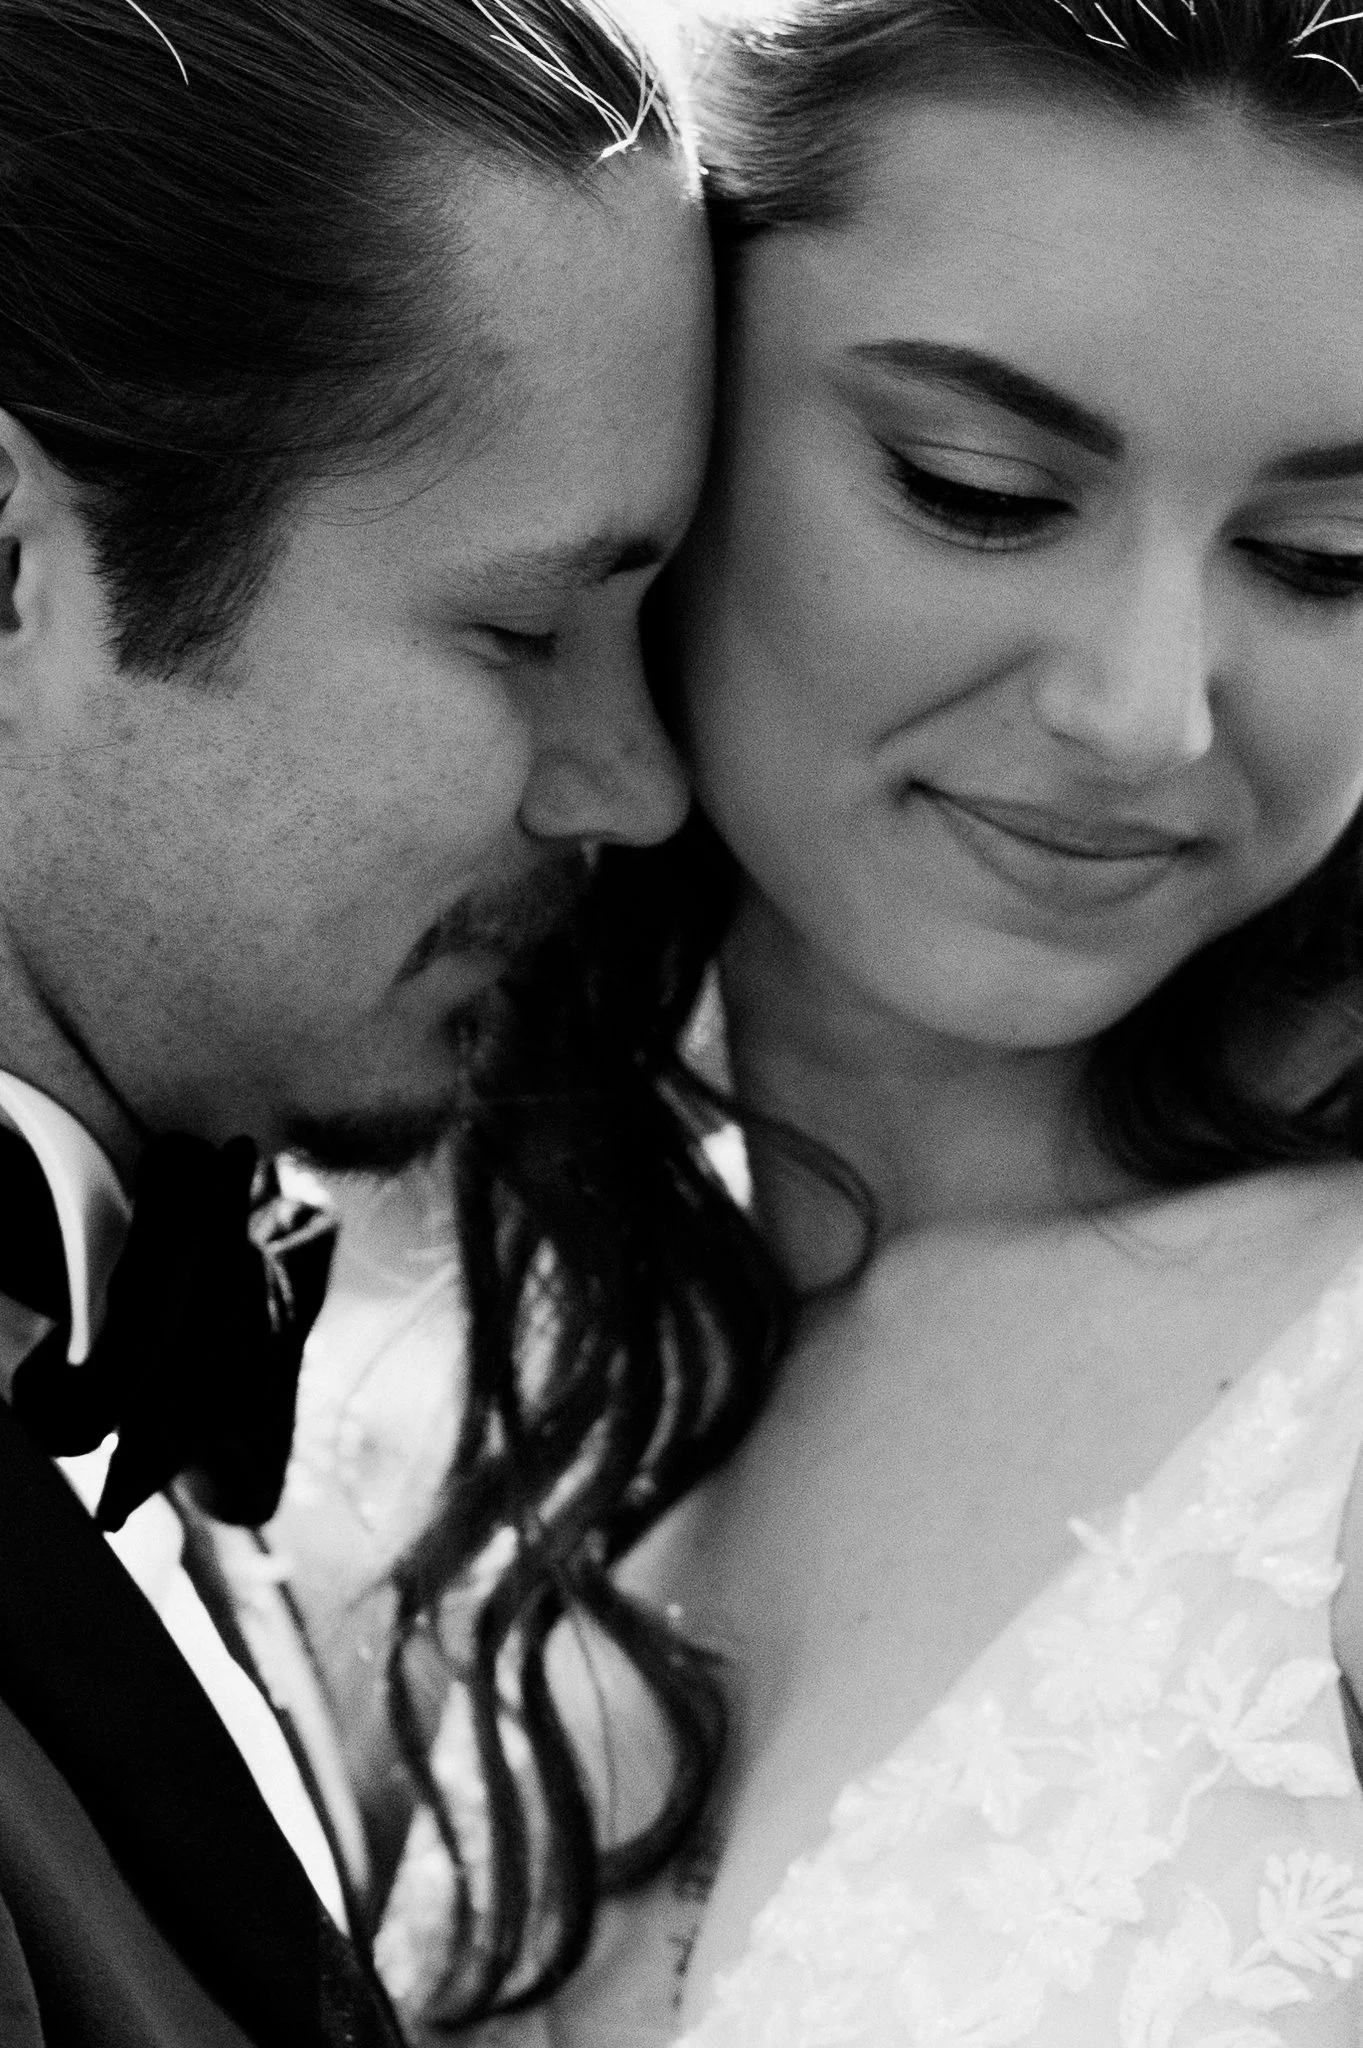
[397,855,592,981]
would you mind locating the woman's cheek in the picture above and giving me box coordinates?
[1233,643,1363,863]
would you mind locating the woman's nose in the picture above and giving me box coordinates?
[517,645,690,849]
[1031,544,1215,777]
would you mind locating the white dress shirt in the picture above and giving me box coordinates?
[0,1071,348,1929]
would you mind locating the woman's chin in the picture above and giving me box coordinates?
[825,925,1183,1057]
[725,861,1205,1054]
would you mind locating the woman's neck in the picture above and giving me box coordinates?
[719,890,1137,1290]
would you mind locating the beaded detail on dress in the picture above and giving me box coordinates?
[673,1257,1363,2047]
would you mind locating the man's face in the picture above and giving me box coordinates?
[5,150,712,1163]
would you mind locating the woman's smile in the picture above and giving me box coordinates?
[906,782,1207,913]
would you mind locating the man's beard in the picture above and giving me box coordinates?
[281,854,590,1174]
[394,854,591,982]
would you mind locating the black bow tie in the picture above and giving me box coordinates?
[0,1128,336,1531]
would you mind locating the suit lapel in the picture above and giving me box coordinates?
[173,1504,374,1931]
[0,1398,403,2048]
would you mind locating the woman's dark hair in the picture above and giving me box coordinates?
[386,0,1363,2027]
[0,0,684,679]
[387,819,794,2019]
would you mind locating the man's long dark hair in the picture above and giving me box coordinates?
[382,0,1363,2025]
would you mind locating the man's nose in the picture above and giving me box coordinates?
[1030,540,1215,777]
[517,646,690,848]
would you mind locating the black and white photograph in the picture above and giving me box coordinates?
[1,2,1362,2043]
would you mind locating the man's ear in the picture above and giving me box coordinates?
[0,405,81,653]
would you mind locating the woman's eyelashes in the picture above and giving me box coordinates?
[1233,538,1363,605]
[878,443,1363,605]
[879,444,1071,547]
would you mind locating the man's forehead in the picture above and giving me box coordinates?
[313,442,693,587]
[355,365,707,585]
[457,148,711,418]
[321,152,712,575]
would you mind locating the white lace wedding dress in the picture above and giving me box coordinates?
[377,1247,1363,2047]
[673,1251,1363,2047]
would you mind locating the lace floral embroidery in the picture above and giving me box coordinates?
[675,1268,1363,2047]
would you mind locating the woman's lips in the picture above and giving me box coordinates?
[910,784,1206,911]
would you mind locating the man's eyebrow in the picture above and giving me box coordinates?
[849,340,1125,462]
[1259,440,1363,485]
[478,532,667,590]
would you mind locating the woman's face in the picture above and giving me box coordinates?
[681,99,1363,1048]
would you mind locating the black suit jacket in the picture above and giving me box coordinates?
[0,1398,404,2048]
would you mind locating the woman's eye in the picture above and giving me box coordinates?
[881,447,1072,547]
[1235,538,1363,604]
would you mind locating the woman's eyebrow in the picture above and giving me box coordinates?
[849,339,1124,461]
[1260,440,1363,485]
